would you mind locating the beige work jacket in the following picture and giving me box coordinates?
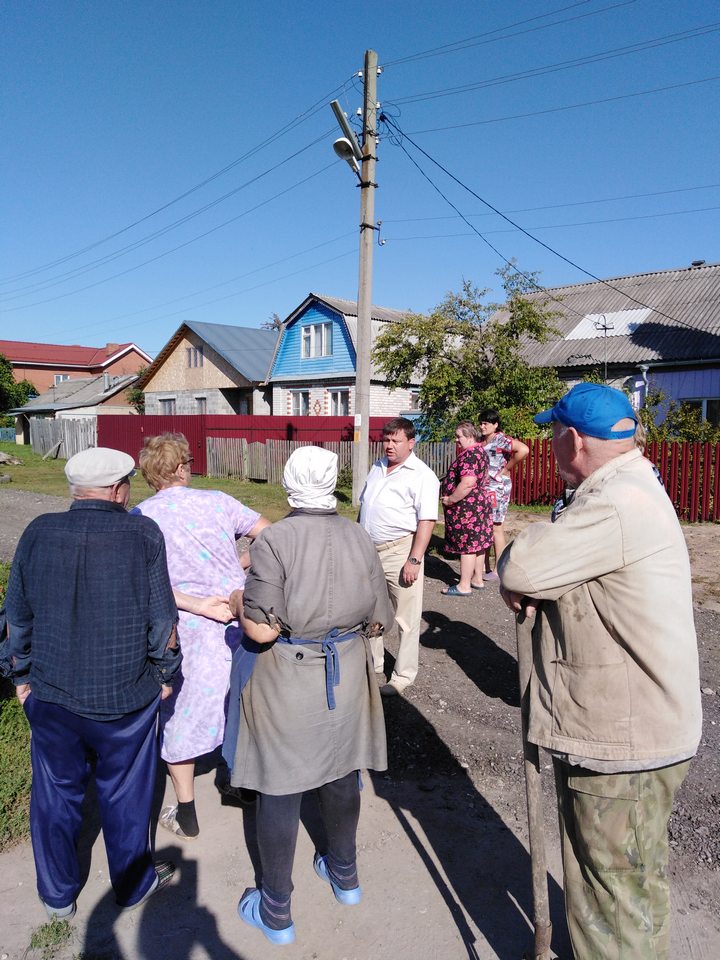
[499,448,702,764]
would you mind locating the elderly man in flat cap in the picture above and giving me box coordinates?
[4,447,181,918]
[498,383,702,960]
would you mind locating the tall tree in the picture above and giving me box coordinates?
[372,266,564,438]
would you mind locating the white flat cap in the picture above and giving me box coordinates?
[65,447,136,487]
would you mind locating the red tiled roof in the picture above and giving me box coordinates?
[0,340,138,367]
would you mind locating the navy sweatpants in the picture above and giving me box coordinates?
[24,694,160,908]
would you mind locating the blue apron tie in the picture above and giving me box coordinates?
[284,628,359,710]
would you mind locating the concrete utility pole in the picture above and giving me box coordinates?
[351,49,379,506]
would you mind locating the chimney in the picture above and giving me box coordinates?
[105,342,120,355]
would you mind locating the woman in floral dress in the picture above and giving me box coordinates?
[136,433,270,840]
[440,422,494,596]
[479,409,529,580]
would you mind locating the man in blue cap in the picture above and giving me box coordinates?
[498,383,701,959]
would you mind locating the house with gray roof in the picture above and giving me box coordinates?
[138,321,279,415]
[11,372,139,444]
[493,260,720,426]
[267,292,420,417]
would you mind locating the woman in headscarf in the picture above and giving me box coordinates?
[228,446,392,946]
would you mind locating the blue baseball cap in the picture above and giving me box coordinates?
[534,383,637,440]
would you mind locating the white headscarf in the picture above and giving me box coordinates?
[282,446,338,510]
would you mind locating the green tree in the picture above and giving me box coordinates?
[126,366,147,414]
[638,390,720,444]
[372,266,564,438]
[0,354,35,426]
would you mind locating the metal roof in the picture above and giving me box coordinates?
[138,322,279,388]
[12,373,137,413]
[491,261,720,369]
[184,321,278,382]
[0,339,150,367]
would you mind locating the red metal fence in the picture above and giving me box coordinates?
[510,438,720,522]
[97,417,720,522]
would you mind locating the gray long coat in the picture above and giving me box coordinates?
[231,509,393,795]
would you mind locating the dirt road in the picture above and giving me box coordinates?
[1,490,718,959]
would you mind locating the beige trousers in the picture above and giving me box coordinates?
[371,534,424,690]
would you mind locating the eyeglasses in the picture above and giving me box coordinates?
[182,457,194,467]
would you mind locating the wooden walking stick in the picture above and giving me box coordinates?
[516,608,553,960]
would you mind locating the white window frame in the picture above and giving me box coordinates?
[683,397,720,427]
[301,322,332,359]
[291,390,310,416]
[328,388,350,416]
[54,374,70,385]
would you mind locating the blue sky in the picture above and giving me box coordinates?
[1,0,718,356]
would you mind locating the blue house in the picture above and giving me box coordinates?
[267,293,420,417]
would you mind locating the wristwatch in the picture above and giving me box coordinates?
[408,556,422,565]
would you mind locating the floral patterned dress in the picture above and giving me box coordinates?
[135,486,260,763]
[482,431,514,523]
[441,445,494,555]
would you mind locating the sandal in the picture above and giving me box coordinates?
[441,584,472,597]
[469,581,484,590]
[159,805,197,840]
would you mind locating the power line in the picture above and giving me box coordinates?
[0,77,356,287]
[382,114,701,330]
[0,130,335,302]
[382,183,720,222]
[384,205,720,240]
[405,76,720,134]
[384,0,617,66]
[0,162,337,313]
[391,23,720,105]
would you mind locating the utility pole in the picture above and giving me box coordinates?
[352,49,378,506]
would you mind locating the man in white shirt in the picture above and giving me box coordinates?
[359,418,440,696]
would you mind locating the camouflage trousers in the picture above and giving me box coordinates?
[554,758,690,960]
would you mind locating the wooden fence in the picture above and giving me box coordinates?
[206,438,456,486]
[207,435,720,522]
[29,418,97,460]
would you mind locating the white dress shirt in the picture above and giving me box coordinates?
[359,452,440,544]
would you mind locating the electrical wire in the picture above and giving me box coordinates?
[392,23,720,105]
[1,162,337,313]
[384,0,606,66]
[382,114,703,329]
[405,76,720,134]
[384,206,720,239]
[383,184,720,222]
[0,77,357,287]
[0,130,336,302]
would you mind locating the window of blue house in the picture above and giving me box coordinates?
[329,388,349,416]
[291,390,310,416]
[301,323,332,359]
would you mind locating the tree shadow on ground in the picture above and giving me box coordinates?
[370,694,571,960]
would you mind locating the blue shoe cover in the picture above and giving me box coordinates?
[313,854,362,905]
[238,888,296,945]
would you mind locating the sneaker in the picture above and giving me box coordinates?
[313,854,362,905]
[41,899,76,920]
[482,571,500,582]
[238,888,296,945]
[380,682,403,697]
[159,805,197,840]
[123,860,175,910]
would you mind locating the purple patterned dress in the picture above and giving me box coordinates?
[441,445,494,555]
[136,486,260,763]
